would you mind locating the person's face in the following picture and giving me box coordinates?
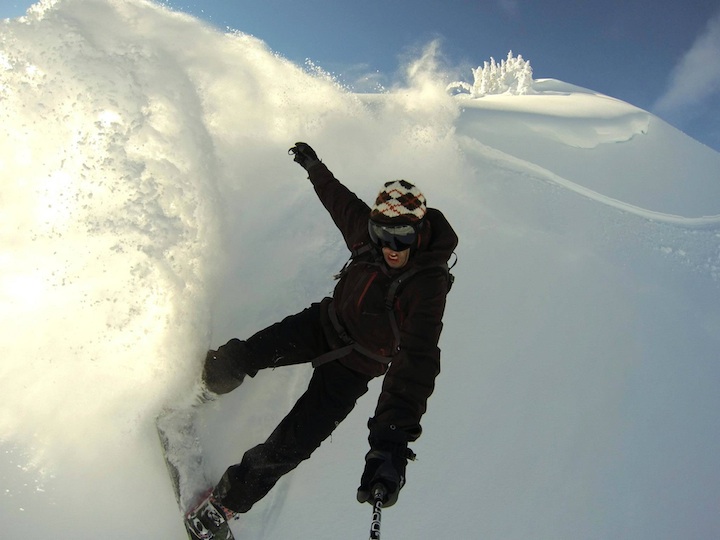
[382,246,410,269]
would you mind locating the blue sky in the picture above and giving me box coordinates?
[3,0,720,152]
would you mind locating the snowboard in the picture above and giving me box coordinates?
[156,404,236,540]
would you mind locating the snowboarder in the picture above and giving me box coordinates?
[186,142,458,535]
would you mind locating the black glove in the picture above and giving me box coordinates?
[356,444,415,507]
[288,142,320,171]
[202,348,246,395]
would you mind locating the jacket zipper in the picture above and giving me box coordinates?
[356,272,378,310]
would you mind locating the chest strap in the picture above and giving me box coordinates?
[312,301,394,368]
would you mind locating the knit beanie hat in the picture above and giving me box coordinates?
[370,180,427,225]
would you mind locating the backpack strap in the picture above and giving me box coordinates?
[333,243,375,280]
[312,301,394,368]
[384,263,453,351]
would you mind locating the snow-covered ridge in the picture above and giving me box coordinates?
[456,80,651,149]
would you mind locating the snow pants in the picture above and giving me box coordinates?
[213,302,374,513]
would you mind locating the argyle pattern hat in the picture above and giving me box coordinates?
[370,180,427,224]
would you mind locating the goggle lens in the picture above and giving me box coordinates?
[368,221,417,251]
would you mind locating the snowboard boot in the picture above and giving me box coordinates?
[185,489,237,540]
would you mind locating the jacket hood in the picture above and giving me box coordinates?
[412,208,458,269]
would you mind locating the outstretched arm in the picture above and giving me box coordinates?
[290,142,371,250]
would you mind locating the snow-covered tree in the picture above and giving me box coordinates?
[447,51,534,97]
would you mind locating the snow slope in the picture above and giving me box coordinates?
[1,1,719,538]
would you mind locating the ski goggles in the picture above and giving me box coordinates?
[368,220,419,251]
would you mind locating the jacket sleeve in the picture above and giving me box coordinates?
[306,162,371,249]
[369,269,448,444]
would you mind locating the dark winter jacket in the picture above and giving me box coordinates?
[308,162,458,444]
